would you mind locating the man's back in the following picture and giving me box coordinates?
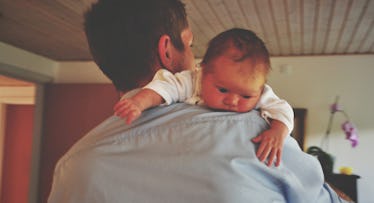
[48,103,346,203]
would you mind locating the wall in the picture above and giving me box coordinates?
[40,84,118,203]
[55,61,110,83]
[268,55,374,203]
[0,104,5,201]
[1,105,34,203]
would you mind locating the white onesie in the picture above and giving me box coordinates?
[144,68,294,132]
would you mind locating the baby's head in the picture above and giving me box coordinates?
[200,28,271,112]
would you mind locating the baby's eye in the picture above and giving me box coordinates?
[242,95,251,99]
[218,87,228,93]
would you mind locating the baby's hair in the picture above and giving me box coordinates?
[201,28,271,75]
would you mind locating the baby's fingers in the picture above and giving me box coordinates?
[257,144,271,163]
[114,100,131,112]
[114,103,133,116]
[125,110,141,124]
[266,150,277,167]
[275,150,282,167]
[117,106,135,119]
[255,142,266,159]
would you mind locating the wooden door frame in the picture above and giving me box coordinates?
[0,62,52,203]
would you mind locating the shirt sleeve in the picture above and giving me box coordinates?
[143,69,194,105]
[256,84,294,133]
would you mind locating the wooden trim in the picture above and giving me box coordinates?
[0,62,52,84]
[291,108,307,150]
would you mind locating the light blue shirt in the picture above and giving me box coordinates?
[48,100,348,202]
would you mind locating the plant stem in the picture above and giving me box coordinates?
[321,96,339,151]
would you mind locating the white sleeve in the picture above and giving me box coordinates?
[143,69,194,105]
[256,84,294,133]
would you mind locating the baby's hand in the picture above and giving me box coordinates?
[251,128,285,167]
[113,98,142,124]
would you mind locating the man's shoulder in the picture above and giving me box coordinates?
[91,104,266,138]
[50,104,273,203]
[60,104,267,163]
[135,104,267,130]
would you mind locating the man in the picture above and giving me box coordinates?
[48,0,350,202]
[83,0,194,92]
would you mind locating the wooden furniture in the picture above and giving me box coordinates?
[291,108,307,150]
[326,174,360,202]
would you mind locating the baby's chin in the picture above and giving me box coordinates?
[209,106,249,113]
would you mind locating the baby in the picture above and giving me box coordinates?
[114,28,294,167]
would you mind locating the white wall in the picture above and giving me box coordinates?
[269,55,374,203]
[1,45,373,202]
[55,61,110,83]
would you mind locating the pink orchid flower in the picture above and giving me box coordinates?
[322,96,359,149]
[341,121,359,147]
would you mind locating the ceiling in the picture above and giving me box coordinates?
[0,0,373,62]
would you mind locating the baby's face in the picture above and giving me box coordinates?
[201,55,266,113]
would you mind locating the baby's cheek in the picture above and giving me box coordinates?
[241,101,256,112]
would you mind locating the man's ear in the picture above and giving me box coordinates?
[158,34,173,70]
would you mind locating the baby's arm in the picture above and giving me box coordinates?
[114,69,194,124]
[114,89,163,124]
[251,84,294,167]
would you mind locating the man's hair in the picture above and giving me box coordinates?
[201,28,271,74]
[84,0,188,91]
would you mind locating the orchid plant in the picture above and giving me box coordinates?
[321,96,359,150]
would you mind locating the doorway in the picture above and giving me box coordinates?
[0,75,36,203]
[0,62,52,203]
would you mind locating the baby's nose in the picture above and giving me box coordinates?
[224,94,239,106]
